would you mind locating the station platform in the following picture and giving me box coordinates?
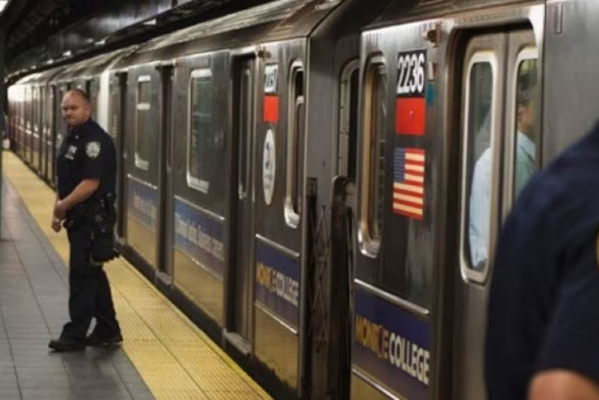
[0,151,273,400]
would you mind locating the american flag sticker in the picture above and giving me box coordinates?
[393,147,426,219]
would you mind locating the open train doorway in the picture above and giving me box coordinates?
[332,58,360,400]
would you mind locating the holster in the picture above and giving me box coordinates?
[65,194,120,265]
[90,221,119,266]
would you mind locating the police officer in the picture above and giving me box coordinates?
[485,121,599,399]
[48,89,122,352]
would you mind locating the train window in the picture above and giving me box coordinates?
[135,76,152,171]
[37,88,42,132]
[35,88,39,131]
[187,69,213,193]
[21,88,25,128]
[30,88,35,132]
[239,67,252,197]
[25,91,29,127]
[26,88,31,131]
[41,87,45,131]
[47,87,53,137]
[56,87,66,148]
[89,80,99,121]
[512,50,538,201]
[110,82,119,140]
[285,62,304,228]
[338,60,360,179]
[465,54,495,274]
[360,56,387,255]
[32,88,37,133]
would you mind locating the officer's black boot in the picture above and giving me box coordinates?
[48,337,86,352]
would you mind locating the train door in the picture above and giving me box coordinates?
[53,83,70,186]
[29,87,36,166]
[109,72,128,241]
[16,93,23,157]
[46,85,56,185]
[40,86,47,178]
[453,29,539,400]
[36,86,44,174]
[125,68,161,268]
[156,65,175,279]
[31,87,38,170]
[24,86,31,164]
[226,56,256,352]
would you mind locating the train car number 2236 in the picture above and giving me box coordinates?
[396,50,427,97]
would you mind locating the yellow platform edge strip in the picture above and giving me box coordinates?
[2,151,273,400]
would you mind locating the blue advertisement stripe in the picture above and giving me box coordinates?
[173,199,224,277]
[254,241,300,330]
[127,178,158,232]
[352,288,431,400]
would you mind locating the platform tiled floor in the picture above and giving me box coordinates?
[1,151,273,400]
[0,172,155,400]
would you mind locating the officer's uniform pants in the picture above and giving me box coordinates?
[61,223,121,342]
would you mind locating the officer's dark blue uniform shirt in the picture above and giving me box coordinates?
[486,121,599,400]
[56,118,116,201]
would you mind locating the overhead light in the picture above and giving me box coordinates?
[95,39,106,46]
[143,19,156,26]
[0,1,8,13]
[63,50,72,57]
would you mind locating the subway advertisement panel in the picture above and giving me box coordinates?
[174,198,225,278]
[127,177,158,232]
[255,241,300,330]
[353,288,431,400]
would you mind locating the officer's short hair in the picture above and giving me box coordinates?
[66,89,91,106]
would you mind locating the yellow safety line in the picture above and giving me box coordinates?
[2,152,273,400]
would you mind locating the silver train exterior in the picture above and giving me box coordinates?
[7,0,596,399]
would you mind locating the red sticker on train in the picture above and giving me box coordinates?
[395,98,426,136]
[264,95,279,123]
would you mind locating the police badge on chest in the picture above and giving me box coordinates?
[65,145,78,160]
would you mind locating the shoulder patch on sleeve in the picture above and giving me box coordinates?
[86,141,101,159]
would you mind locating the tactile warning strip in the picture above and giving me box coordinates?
[3,152,273,400]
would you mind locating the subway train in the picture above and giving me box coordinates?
[7,0,599,399]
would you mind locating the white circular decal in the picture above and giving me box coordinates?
[263,129,276,206]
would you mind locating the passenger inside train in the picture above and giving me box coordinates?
[469,60,538,270]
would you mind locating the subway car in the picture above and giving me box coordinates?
[8,0,599,399]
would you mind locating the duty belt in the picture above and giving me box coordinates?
[64,193,116,229]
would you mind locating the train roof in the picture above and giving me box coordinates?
[51,46,139,83]
[115,0,345,67]
[366,0,534,31]
[12,46,138,87]
[13,67,64,86]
